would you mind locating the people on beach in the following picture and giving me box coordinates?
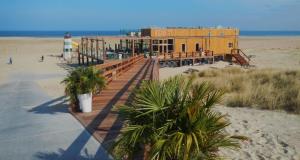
[9,57,12,64]
[41,55,44,62]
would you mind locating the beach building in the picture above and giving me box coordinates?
[63,33,73,61]
[77,27,250,66]
[142,27,238,58]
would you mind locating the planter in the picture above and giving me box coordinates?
[77,92,92,113]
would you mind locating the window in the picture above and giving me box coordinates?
[168,39,174,51]
[153,46,158,52]
[228,42,233,48]
[181,44,186,52]
[153,40,158,44]
[168,45,174,51]
[196,43,200,52]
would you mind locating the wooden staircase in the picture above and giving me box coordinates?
[231,49,250,66]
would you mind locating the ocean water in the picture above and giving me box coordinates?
[240,31,300,36]
[0,31,124,37]
[0,30,299,37]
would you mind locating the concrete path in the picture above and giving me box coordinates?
[0,75,112,160]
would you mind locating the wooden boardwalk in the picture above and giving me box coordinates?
[71,57,156,149]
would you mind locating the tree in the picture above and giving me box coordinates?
[112,76,246,160]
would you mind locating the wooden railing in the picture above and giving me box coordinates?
[231,49,250,62]
[159,51,214,59]
[95,55,144,83]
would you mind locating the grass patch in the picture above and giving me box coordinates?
[189,68,300,114]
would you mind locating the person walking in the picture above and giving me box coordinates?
[9,57,12,64]
[41,55,44,62]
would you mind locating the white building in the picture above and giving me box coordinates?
[63,32,72,61]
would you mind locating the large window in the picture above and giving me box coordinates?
[168,39,174,52]
[181,44,186,52]
[196,43,200,52]
[153,45,158,52]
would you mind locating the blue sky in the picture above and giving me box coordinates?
[0,0,299,31]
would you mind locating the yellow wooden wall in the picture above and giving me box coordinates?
[142,28,239,55]
[142,28,239,37]
[172,37,237,55]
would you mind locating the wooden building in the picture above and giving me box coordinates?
[142,27,238,58]
[77,27,249,67]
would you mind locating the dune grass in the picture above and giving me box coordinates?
[189,68,300,114]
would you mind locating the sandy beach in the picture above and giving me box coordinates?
[0,37,82,97]
[0,36,299,159]
[159,36,300,159]
[0,37,111,159]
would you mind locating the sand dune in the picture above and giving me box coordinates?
[159,36,300,160]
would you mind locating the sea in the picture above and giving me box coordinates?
[0,30,300,37]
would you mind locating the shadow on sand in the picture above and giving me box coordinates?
[34,148,104,160]
[31,59,151,160]
[56,63,79,72]
[28,96,69,115]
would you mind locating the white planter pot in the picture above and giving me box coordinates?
[77,93,92,113]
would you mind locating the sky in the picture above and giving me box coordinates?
[0,0,299,31]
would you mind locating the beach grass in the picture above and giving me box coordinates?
[189,68,300,114]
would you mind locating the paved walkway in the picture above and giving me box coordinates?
[0,75,111,160]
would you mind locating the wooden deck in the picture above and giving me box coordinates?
[70,56,157,149]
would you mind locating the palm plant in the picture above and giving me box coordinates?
[61,66,106,111]
[112,76,246,160]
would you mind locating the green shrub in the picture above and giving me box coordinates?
[112,76,246,160]
[61,66,106,111]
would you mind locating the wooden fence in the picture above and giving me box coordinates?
[95,55,144,83]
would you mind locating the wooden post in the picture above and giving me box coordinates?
[82,38,85,65]
[180,59,182,67]
[120,39,122,51]
[102,38,106,60]
[96,39,99,64]
[132,40,135,57]
[166,40,168,54]
[126,39,128,52]
[212,51,215,64]
[86,38,89,65]
[91,39,94,64]
[78,45,81,65]
[192,57,195,66]
[140,39,144,54]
